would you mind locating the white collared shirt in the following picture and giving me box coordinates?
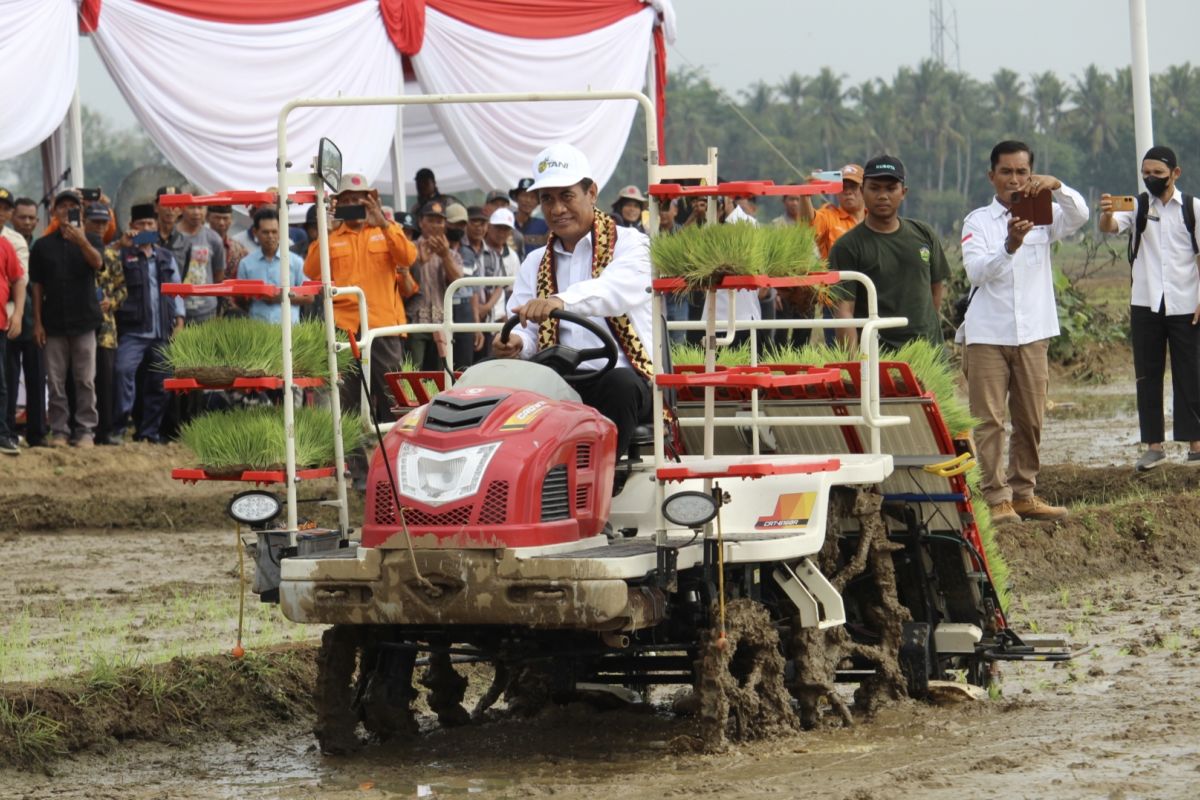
[507,225,653,372]
[1113,189,1200,314]
[959,184,1088,346]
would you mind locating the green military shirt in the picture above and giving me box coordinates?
[828,218,950,350]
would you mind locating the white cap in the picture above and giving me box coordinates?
[527,143,593,192]
[488,207,515,227]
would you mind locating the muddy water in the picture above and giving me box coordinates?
[9,567,1200,800]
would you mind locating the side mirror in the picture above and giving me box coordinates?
[317,138,343,193]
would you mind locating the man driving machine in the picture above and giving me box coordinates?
[492,143,654,459]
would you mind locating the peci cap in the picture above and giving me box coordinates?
[527,143,593,193]
[840,164,865,186]
[611,185,648,211]
[509,177,535,199]
[130,203,156,222]
[418,199,446,218]
[85,205,111,222]
[1143,145,1178,171]
[863,154,905,183]
[467,205,489,221]
[488,207,515,228]
[54,189,82,207]
[0,187,13,207]
[335,173,370,194]
[485,189,510,204]
[445,202,469,224]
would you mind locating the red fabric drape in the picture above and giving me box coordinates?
[426,0,645,38]
[80,0,426,54]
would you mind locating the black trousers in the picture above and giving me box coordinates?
[4,337,45,445]
[95,345,117,442]
[1131,303,1200,443]
[451,301,476,372]
[574,367,652,458]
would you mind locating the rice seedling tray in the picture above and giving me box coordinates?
[172,466,336,485]
[162,279,322,298]
[652,272,842,292]
[647,179,842,198]
[157,190,317,207]
[656,365,843,392]
[164,376,329,392]
[657,456,842,482]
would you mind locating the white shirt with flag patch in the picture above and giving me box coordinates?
[959,184,1088,346]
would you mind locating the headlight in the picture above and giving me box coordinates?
[662,491,719,528]
[228,490,282,525]
[397,441,501,507]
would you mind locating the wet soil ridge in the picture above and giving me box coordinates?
[0,646,315,771]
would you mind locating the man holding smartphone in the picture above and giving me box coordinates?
[29,190,103,448]
[1099,146,1200,470]
[303,173,417,425]
[960,140,1088,524]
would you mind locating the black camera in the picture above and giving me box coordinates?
[67,208,81,226]
[81,187,102,202]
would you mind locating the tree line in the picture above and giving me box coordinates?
[610,60,1200,234]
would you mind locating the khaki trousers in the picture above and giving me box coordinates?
[965,340,1049,506]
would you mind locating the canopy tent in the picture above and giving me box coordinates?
[1,0,675,200]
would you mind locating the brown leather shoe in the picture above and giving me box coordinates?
[1012,495,1069,521]
[988,500,1020,525]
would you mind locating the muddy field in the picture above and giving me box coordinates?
[2,379,1199,798]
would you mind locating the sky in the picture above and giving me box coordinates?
[70,0,1200,132]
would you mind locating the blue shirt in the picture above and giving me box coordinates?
[237,246,306,324]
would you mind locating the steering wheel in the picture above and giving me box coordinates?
[498,309,619,386]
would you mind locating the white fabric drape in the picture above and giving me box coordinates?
[404,7,656,194]
[90,0,403,194]
[0,0,78,160]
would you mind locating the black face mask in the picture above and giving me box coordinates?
[1143,175,1171,198]
[445,228,464,243]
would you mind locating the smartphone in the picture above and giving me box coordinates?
[334,204,366,221]
[67,208,81,226]
[1010,189,1053,226]
[80,187,102,202]
[1110,195,1136,212]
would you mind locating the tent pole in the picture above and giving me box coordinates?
[1128,0,1154,182]
[68,87,85,188]
[393,79,406,211]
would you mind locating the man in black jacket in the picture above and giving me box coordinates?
[113,203,185,444]
[30,190,103,448]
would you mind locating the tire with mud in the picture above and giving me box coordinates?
[313,625,420,754]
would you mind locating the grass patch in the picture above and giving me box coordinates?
[179,406,365,470]
[651,222,822,285]
[161,318,352,379]
[0,698,66,769]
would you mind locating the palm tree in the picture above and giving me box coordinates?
[803,67,851,168]
[777,72,806,110]
[1029,71,1067,172]
[990,68,1026,136]
[1154,63,1197,118]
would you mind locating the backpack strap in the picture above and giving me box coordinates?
[1182,193,1198,255]
[1128,192,1150,265]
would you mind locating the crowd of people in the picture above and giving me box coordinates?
[1,141,1193,527]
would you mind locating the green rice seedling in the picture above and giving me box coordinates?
[292,322,353,378]
[651,221,760,284]
[0,698,66,767]
[968,467,1011,613]
[179,406,365,470]
[888,340,978,437]
[162,318,352,380]
[753,222,823,278]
